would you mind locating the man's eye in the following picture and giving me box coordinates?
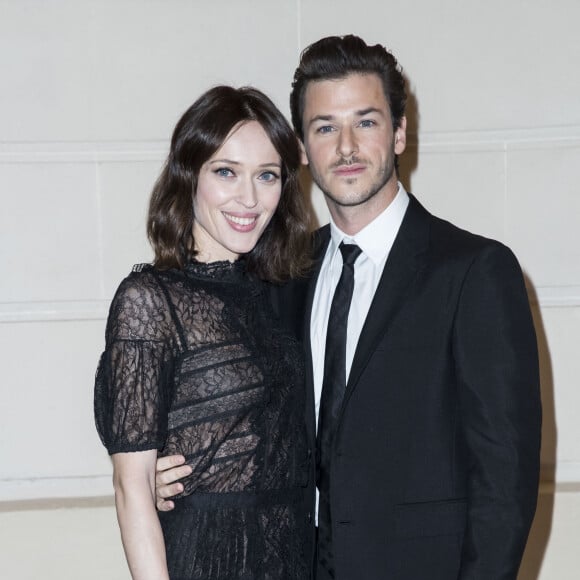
[316,125,334,134]
[359,119,376,128]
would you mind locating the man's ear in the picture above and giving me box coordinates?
[394,116,407,155]
[299,140,309,166]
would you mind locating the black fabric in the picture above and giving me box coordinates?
[95,260,310,580]
[316,243,362,578]
[308,196,541,580]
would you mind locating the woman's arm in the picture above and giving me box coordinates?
[112,450,170,580]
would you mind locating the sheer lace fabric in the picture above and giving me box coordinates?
[95,261,309,579]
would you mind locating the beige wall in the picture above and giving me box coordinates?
[1,0,578,577]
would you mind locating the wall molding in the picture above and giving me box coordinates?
[0,141,168,164]
[531,286,580,308]
[0,475,114,502]
[0,300,110,323]
[409,125,580,150]
[1,287,579,323]
[1,126,580,164]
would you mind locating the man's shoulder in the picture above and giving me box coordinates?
[405,194,523,280]
[410,194,508,256]
[431,213,500,249]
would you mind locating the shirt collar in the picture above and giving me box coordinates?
[328,182,410,265]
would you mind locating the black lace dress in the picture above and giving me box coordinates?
[94,260,310,580]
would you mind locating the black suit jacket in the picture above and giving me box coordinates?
[287,195,541,580]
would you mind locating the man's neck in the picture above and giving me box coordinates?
[327,181,399,236]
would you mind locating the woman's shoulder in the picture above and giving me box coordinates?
[112,263,162,303]
[105,264,174,341]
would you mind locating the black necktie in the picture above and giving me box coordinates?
[317,242,362,578]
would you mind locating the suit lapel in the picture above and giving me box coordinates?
[342,195,431,405]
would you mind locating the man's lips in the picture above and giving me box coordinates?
[333,164,365,177]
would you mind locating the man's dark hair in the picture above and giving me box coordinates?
[290,35,407,141]
[148,85,311,282]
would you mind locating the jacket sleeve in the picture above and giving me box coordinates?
[453,242,542,579]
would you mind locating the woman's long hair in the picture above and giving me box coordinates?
[147,86,311,282]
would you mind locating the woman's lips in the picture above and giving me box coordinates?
[223,212,259,232]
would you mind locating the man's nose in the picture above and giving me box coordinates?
[336,127,358,158]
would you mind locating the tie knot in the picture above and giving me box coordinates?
[339,242,362,266]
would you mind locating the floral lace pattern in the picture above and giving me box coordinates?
[95,261,309,579]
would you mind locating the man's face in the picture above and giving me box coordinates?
[301,73,406,221]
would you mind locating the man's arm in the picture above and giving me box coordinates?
[154,455,192,511]
[453,243,542,579]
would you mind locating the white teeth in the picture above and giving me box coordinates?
[224,213,257,226]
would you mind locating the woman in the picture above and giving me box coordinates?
[94,86,312,579]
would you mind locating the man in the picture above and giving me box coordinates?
[155,35,541,579]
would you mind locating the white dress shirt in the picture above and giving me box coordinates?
[310,184,410,427]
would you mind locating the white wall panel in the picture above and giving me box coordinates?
[0,0,93,141]
[0,319,109,486]
[537,308,580,474]
[0,501,127,580]
[0,161,100,302]
[89,0,300,141]
[300,0,580,133]
[401,146,506,241]
[505,141,580,288]
[98,159,161,295]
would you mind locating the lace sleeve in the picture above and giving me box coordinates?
[94,269,174,454]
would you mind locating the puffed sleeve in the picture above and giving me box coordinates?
[94,268,174,455]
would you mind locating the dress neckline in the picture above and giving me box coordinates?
[184,258,246,282]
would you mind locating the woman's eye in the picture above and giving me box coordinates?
[215,167,234,178]
[259,171,280,182]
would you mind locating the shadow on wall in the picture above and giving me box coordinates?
[518,275,557,580]
[398,77,419,194]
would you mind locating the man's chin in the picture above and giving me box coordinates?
[322,188,378,208]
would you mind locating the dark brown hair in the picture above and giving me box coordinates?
[147,86,311,282]
[290,35,407,141]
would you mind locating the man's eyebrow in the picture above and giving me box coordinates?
[356,107,384,117]
[308,114,334,127]
[307,108,385,127]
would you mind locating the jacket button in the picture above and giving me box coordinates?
[307,448,312,458]
[307,512,312,523]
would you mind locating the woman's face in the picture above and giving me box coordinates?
[192,121,282,263]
